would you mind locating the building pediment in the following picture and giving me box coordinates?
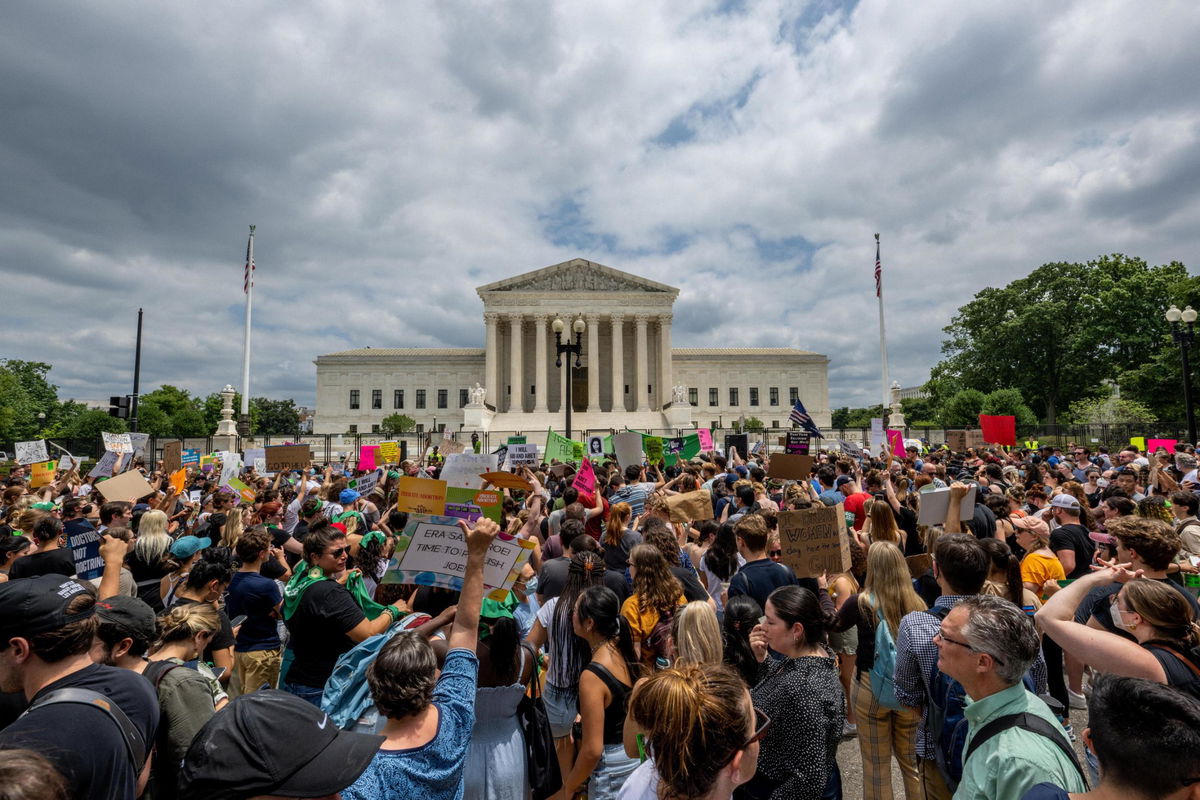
[477,258,678,296]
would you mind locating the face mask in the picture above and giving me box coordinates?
[1112,602,1136,631]
[525,576,539,594]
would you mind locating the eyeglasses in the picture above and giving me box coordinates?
[325,546,348,558]
[726,707,772,762]
[933,629,1006,666]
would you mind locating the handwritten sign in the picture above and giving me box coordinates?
[162,441,183,474]
[349,468,385,496]
[777,503,851,579]
[57,454,79,473]
[440,453,499,490]
[265,444,311,473]
[666,489,714,524]
[945,431,967,452]
[378,441,400,464]
[89,451,121,478]
[396,476,448,515]
[102,432,132,454]
[358,445,379,471]
[15,440,49,466]
[573,458,597,496]
[382,514,536,600]
[506,443,539,467]
[30,461,56,488]
[869,418,885,454]
[697,428,714,451]
[69,522,104,581]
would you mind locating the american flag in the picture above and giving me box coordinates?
[243,235,255,294]
[874,237,882,298]
[788,399,823,438]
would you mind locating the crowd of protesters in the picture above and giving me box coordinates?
[0,435,1199,800]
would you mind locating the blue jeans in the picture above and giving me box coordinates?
[283,681,324,708]
[821,761,842,800]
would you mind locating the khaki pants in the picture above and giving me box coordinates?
[919,756,953,800]
[854,673,922,800]
[234,649,282,696]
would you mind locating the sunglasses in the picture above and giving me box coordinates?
[769,549,782,558]
[325,546,349,558]
[743,708,772,748]
[934,628,1006,666]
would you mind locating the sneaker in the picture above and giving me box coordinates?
[1068,689,1087,710]
[1062,722,1076,742]
[842,722,858,738]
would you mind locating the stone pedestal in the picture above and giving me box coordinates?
[213,384,239,451]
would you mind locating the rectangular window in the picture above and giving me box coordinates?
[749,387,759,406]
[459,389,469,408]
[625,384,630,395]
[729,388,739,406]
[769,387,779,406]
[393,389,404,409]
[349,390,360,410]
[772,420,780,428]
[371,389,382,409]
[416,424,424,434]
[688,388,698,406]
[709,388,718,407]
[348,424,358,433]
[371,424,380,433]
[437,389,448,409]
[789,387,799,405]
[416,390,426,409]
[711,421,718,430]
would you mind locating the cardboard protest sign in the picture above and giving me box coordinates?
[479,471,534,492]
[15,440,49,466]
[767,454,814,481]
[89,451,121,478]
[396,476,448,515]
[945,431,967,452]
[666,489,714,524]
[358,445,379,471]
[777,503,852,579]
[916,486,978,526]
[978,415,1016,446]
[644,436,664,466]
[349,468,385,496]
[965,429,985,450]
[1148,438,1178,454]
[381,514,535,600]
[378,441,400,464]
[573,459,597,496]
[785,431,810,455]
[69,522,104,581]
[30,461,56,488]
[170,469,186,494]
[697,428,714,451]
[96,469,155,502]
[439,439,466,455]
[224,477,257,504]
[440,453,499,490]
[446,487,503,524]
[886,429,905,457]
[506,443,539,467]
[265,445,311,473]
[724,434,748,458]
[613,432,644,467]
[162,441,183,474]
[587,435,606,458]
[102,432,132,454]
[906,554,934,579]
[548,463,576,480]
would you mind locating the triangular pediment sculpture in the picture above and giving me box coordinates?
[477,258,677,295]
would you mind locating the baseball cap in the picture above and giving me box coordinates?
[339,489,361,505]
[178,689,383,800]
[1011,514,1051,539]
[1049,494,1081,510]
[0,576,94,641]
[171,535,212,559]
[95,595,157,643]
[834,476,853,489]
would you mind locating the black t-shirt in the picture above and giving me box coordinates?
[670,565,709,603]
[537,557,630,604]
[1076,577,1200,636]
[9,547,76,579]
[0,663,158,800]
[284,580,366,688]
[894,507,924,556]
[967,503,997,541]
[126,551,170,612]
[167,596,235,664]
[1049,524,1095,579]
[602,531,641,572]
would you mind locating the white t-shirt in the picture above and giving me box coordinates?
[618,760,658,800]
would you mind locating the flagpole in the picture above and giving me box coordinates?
[240,225,255,427]
[876,233,890,411]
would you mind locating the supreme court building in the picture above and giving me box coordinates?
[313,259,830,436]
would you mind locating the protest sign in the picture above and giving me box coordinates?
[200,455,214,473]
[102,432,132,454]
[440,439,466,455]
[869,418,885,454]
[506,443,539,467]
[396,476,448,515]
[1148,438,1178,454]
[89,451,121,478]
[724,434,749,458]
[15,440,49,466]
[30,461,56,488]
[162,441,183,474]
[777,503,851,580]
[785,431,810,455]
[381,514,536,600]
[906,554,934,579]
[613,432,644,467]
[644,437,664,466]
[587,435,606,458]
[697,428,714,451]
[188,490,202,503]
[548,463,576,480]
[507,436,526,445]
[358,445,379,471]
[349,468,385,496]
[224,477,257,504]
[265,444,311,472]
[945,431,967,452]
[545,428,583,463]
[242,447,266,472]
[57,454,79,473]
[885,429,904,457]
[129,433,149,460]
[965,429,985,450]
[1130,436,1146,452]
[378,441,400,464]
[69,522,104,581]
[978,415,1017,446]
[666,489,714,524]
[444,503,483,524]
[170,469,186,494]
[573,458,597,496]
[479,471,534,492]
[916,486,978,525]
[219,453,242,487]
[96,470,155,502]
[446,488,503,524]
[440,453,499,490]
[837,440,864,458]
[767,454,814,481]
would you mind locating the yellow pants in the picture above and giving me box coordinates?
[854,673,922,800]
[233,648,282,696]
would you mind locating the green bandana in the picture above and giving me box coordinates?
[282,565,389,621]
[360,530,386,550]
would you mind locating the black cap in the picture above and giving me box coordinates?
[178,689,383,800]
[0,576,94,641]
[95,595,157,643]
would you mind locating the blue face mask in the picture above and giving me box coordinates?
[525,576,539,594]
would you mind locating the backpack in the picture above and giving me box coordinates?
[923,605,1045,791]
[864,594,904,710]
[21,687,146,774]
[963,712,1087,790]
[141,660,184,795]
[1145,643,1200,700]
[320,612,431,732]
[645,605,678,668]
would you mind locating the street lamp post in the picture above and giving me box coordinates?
[553,317,585,440]
[1166,304,1198,445]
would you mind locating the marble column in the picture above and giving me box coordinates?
[658,312,673,410]
[484,312,499,408]
[610,313,625,412]
[585,314,600,412]
[533,314,549,413]
[508,313,523,413]
[635,313,650,412]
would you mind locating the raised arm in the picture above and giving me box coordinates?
[449,517,501,653]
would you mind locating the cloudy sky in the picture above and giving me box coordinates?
[4,0,1199,411]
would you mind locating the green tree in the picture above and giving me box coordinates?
[932,254,1193,422]
[201,392,259,433]
[939,389,987,427]
[0,360,60,442]
[732,416,765,432]
[980,388,1038,427]
[250,398,301,435]
[830,405,885,428]
[59,408,128,440]
[1064,394,1157,426]
[381,413,416,434]
[136,385,207,436]
[900,396,938,427]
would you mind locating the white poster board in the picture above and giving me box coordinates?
[15,440,49,465]
[916,486,978,526]
[613,432,643,468]
[439,453,499,489]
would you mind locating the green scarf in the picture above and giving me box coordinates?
[283,566,389,621]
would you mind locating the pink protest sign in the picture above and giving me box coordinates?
[572,458,597,497]
[1148,438,1178,454]
[359,445,379,471]
[886,429,905,457]
[697,428,714,451]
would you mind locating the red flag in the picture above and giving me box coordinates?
[978,415,1016,446]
